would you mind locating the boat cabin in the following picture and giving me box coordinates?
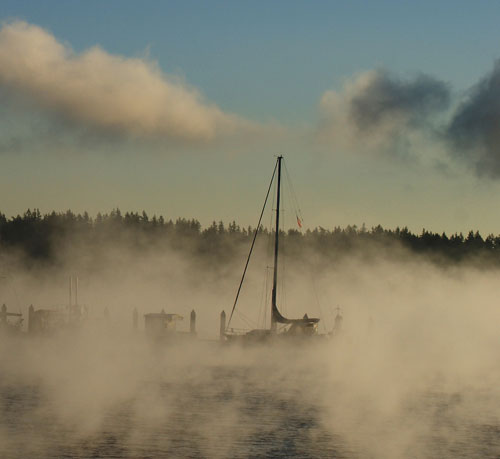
[0,304,23,332]
[144,310,183,337]
[286,314,319,336]
[28,306,67,334]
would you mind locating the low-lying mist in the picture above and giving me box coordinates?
[1,229,500,458]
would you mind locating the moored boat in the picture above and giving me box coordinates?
[223,156,328,344]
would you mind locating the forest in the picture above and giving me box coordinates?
[0,209,497,268]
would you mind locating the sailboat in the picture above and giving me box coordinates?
[223,156,322,343]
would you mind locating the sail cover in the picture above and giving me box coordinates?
[272,301,319,325]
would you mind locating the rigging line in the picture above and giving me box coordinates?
[227,158,278,330]
[312,276,327,333]
[268,173,277,253]
[234,309,256,328]
[267,179,276,268]
[283,160,301,218]
[284,174,302,234]
[310,273,329,333]
[283,160,304,223]
[264,171,277,324]
[266,272,272,327]
[257,266,270,328]
[280,192,287,315]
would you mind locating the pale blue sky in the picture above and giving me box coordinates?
[2,1,500,234]
[4,1,500,121]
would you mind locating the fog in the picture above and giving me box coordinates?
[1,235,500,458]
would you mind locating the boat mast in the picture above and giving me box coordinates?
[271,155,283,332]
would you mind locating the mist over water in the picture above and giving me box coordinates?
[2,239,500,458]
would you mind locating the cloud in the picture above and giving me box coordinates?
[318,70,450,157]
[447,61,500,177]
[0,21,252,142]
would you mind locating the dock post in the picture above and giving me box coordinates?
[28,304,34,333]
[190,309,196,335]
[1,304,6,324]
[220,310,226,341]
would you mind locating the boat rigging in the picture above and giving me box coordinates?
[225,155,320,342]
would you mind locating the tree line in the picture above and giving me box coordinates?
[0,209,498,266]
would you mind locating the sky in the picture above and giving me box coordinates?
[2,1,500,235]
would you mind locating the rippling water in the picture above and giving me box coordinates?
[1,334,500,458]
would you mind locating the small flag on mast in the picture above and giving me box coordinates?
[296,216,302,228]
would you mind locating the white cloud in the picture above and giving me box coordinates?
[0,21,252,142]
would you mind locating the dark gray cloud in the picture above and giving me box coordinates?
[447,61,500,177]
[319,70,451,157]
[349,72,450,131]
[320,66,500,176]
